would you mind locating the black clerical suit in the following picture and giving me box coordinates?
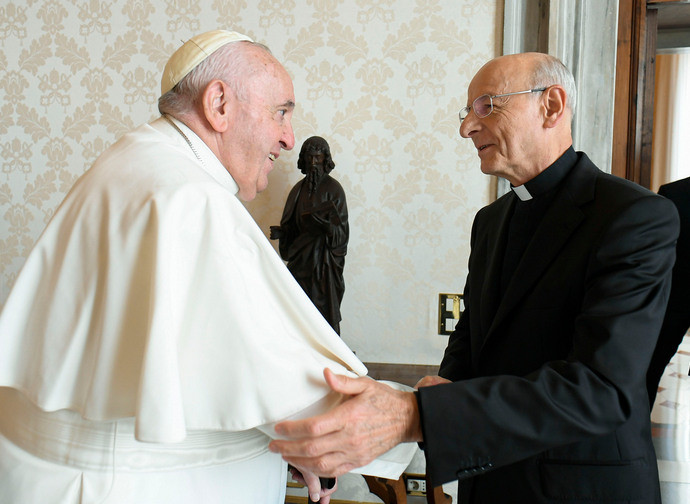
[647,175,690,405]
[417,149,680,503]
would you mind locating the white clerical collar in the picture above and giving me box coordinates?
[511,184,533,201]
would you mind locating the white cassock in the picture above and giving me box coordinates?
[0,116,415,503]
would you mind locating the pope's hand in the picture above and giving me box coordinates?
[269,368,422,476]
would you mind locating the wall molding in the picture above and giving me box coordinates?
[498,0,619,197]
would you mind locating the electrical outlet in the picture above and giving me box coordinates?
[438,293,463,335]
[405,477,426,494]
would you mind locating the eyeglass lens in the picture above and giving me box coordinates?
[459,94,493,121]
[473,95,493,118]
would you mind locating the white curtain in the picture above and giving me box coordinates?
[652,334,690,503]
[650,52,690,504]
[652,53,690,192]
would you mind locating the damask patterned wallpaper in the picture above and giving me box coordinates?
[0,0,500,365]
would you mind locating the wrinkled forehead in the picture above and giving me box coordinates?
[244,46,295,101]
[467,57,530,101]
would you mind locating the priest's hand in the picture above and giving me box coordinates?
[415,375,451,388]
[269,368,423,476]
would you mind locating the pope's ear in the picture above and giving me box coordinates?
[543,85,568,128]
[202,80,231,133]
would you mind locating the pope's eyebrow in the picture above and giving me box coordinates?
[281,100,296,110]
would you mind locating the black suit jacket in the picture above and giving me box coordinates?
[647,176,690,404]
[418,153,679,503]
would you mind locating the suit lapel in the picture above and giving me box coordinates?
[483,155,598,344]
[479,195,515,338]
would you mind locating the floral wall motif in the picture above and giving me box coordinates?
[0,0,500,365]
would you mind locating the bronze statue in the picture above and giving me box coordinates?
[270,136,348,334]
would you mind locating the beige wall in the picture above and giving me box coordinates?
[0,0,501,365]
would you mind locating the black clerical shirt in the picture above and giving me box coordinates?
[500,146,578,295]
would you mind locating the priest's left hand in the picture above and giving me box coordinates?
[269,368,423,476]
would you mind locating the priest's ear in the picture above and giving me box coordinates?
[542,85,569,129]
[202,79,232,133]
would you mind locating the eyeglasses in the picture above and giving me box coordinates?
[458,88,547,121]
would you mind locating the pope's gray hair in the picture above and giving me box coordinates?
[158,40,272,116]
[530,54,577,116]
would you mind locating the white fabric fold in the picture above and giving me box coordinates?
[0,117,367,444]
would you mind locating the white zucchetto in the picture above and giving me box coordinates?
[161,30,253,95]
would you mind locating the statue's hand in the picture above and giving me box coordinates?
[270,225,283,240]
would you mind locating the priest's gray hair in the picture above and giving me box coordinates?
[530,54,577,117]
[158,40,272,116]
